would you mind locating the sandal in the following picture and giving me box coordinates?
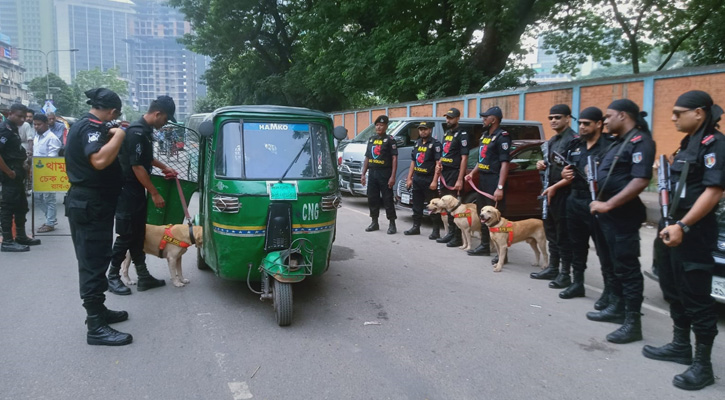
[37,225,55,233]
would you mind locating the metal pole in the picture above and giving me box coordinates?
[45,52,50,101]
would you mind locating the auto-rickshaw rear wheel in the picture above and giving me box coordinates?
[273,280,293,326]
[197,247,210,270]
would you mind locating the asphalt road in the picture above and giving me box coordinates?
[1,194,724,399]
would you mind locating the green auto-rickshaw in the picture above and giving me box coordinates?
[196,106,348,326]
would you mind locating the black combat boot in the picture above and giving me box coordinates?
[594,286,611,310]
[86,314,133,346]
[642,325,692,365]
[404,222,421,235]
[446,227,462,247]
[467,243,491,256]
[1,240,30,252]
[107,264,131,296]
[100,309,129,324]
[365,219,379,232]
[549,261,572,288]
[530,255,559,280]
[672,342,715,390]
[560,270,585,299]
[428,219,441,240]
[136,264,166,292]
[387,220,397,234]
[436,229,454,243]
[15,236,41,246]
[586,294,625,324]
[606,311,643,344]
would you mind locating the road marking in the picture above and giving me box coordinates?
[584,284,670,317]
[228,381,253,399]
[340,205,369,217]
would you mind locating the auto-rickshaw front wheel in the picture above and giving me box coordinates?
[273,280,293,326]
[197,247,210,270]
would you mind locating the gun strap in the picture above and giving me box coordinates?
[596,129,640,201]
[667,161,690,219]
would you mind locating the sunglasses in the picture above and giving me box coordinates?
[579,121,593,126]
[672,108,703,118]
[548,115,564,121]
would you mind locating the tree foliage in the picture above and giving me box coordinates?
[71,67,140,121]
[169,0,565,111]
[27,73,77,116]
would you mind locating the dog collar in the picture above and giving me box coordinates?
[489,221,514,247]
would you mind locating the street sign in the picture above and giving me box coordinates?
[42,100,56,114]
[33,157,69,192]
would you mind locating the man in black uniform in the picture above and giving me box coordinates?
[436,108,469,247]
[65,88,131,346]
[0,103,40,252]
[107,96,178,295]
[361,115,398,234]
[531,105,578,289]
[404,121,441,237]
[587,99,655,344]
[557,107,613,301]
[466,106,510,260]
[643,91,724,391]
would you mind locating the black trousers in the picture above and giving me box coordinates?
[566,193,614,282]
[475,173,503,245]
[411,174,436,223]
[544,188,571,265]
[0,165,28,241]
[66,186,119,316]
[439,167,460,231]
[367,168,396,220]
[655,214,718,342]
[111,185,148,268]
[596,200,646,312]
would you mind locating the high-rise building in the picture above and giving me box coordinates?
[0,0,57,82]
[127,0,204,121]
[0,33,29,109]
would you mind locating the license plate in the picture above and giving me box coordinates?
[712,275,725,302]
[401,193,410,204]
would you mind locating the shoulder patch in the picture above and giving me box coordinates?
[0,136,6,144]
[702,134,715,146]
[87,131,101,143]
[573,133,580,139]
[502,142,509,150]
[630,135,642,144]
[88,118,103,128]
[705,153,716,168]
[632,152,643,164]
[461,139,468,147]
[501,130,509,136]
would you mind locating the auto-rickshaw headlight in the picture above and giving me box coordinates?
[212,195,240,213]
[321,193,342,211]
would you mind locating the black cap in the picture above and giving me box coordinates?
[579,107,603,121]
[417,121,433,129]
[443,108,461,118]
[549,104,572,116]
[480,106,503,120]
[374,115,389,125]
[85,88,122,111]
[151,95,177,123]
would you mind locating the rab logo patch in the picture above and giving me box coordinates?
[705,153,716,168]
[372,145,381,159]
[87,132,100,143]
[443,141,451,156]
[632,152,642,164]
[416,151,425,166]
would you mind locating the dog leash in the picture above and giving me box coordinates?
[172,175,196,246]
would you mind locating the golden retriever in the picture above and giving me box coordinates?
[480,205,548,272]
[438,195,481,251]
[121,224,204,287]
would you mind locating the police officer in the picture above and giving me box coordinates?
[360,115,398,234]
[0,103,40,252]
[404,121,441,237]
[587,99,655,344]
[465,106,510,260]
[65,88,132,346]
[107,96,178,295]
[531,105,578,289]
[643,91,724,391]
[557,107,613,301]
[436,108,469,247]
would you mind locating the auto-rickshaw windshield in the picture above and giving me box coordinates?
[215,121,335,179]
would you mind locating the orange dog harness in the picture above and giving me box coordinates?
[453,210,472,226]
[489,222,514,247]
[158,225,191,257]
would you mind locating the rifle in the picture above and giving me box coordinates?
[658,154,671,226]
[540,142,549,219]
[586,155,598,202]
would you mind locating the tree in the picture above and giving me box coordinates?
[540,0,723,76]
[27,73,77,116]
[71,67,139,120]
[169,0,565,111]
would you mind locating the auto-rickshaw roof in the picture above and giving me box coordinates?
[210,105,330,120]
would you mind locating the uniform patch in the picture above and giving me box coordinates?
[630,135,642,143]
[0,136,6,144]
[461,139,467,147]
[391,142,397,150]
[632,152,642,163]
[502,142,509,150]
[136,143,142,157]
[702,135,715,145]
[428,143,432,148]
[705,153,716,168]
[87,132,100,143]
[435,145,441,152]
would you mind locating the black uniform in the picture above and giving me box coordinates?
[595,128,655,313]
[65,114,123,316]
[410,137,442,223]
[110,118,154,269]
[656,131,725,342]
[365,133,397,220]
[0,120,28,241]
[438,126,469,239]
[475,127,511,243]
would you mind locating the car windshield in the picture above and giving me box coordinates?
[215,121,335,179]
[352,120,404,143]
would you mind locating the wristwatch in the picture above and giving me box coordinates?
[675,220,690,233]
[497,184,504,190]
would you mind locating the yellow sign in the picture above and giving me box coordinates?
[33,157,70,193]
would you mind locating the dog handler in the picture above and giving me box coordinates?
[65,88,131,346]
[643,90,724,391]
[107,96,178,295]
[360,115,398,234]
[436,108,469,247]
[466,106,510,262]
[404,121,442,237]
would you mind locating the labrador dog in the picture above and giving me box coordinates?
[121,224,204,287]
[480,205,548,272]
[438,195,481,251]
[426,197,450,236]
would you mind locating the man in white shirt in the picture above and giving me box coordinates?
[32,114,62,233]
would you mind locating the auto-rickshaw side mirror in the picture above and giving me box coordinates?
[199,120,214,138]
[333,126,348,141]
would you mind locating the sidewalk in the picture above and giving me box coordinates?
[640,191,661,225]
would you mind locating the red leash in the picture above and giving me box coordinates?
[441,174,497,206]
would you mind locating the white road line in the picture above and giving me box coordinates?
[340,204,369,216]
[584,284,670,317]
[228,381,253,399]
